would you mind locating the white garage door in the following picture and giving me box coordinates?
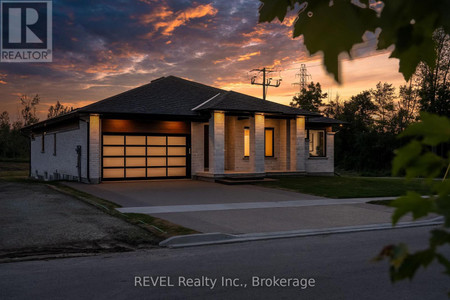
[102,134,189,180]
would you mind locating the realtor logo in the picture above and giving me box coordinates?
[1,0,52,62]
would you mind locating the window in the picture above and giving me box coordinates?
[265,128,274,157]
[309,130,325,157]
[53,133,56,156]
[41,134,45,153]
[244,127,250,157]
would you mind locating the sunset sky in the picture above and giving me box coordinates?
[0,0,407,120]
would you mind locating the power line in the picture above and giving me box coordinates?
[249,67,282,100]
[292,64,311,96]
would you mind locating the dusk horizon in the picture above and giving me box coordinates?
[0,0,406,120]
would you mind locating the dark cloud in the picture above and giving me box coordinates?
[0,0,311,118]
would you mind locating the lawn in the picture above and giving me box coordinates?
[0,160,29,177]
[259,176,432,198]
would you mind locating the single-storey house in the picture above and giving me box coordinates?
[22,76,342,183]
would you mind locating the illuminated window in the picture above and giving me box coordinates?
[244,127,250,157]
[309,130,326,157]
[265,128,274,157]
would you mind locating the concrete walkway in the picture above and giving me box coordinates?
[116,197,390,214]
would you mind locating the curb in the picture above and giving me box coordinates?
[160,217,444,248]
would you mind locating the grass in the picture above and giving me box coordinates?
[0,161,29,178]
[123,213,198,236]
[259,176,432,198]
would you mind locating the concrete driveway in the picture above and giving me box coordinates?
[66,180,409,234]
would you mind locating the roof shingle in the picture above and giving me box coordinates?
[78,76,319,116]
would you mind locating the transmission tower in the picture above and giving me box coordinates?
[292,64,311,96]
[249,67,282,100]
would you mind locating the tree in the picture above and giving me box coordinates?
[392,81,420,134]
[290,81,327,112]
[370,82,395,132]
[342,90,377,131]
[332,90,397,172]
[0,111,11,158]
[48,101,73,119]
[20,94,40,126]
[415,28,450,117]
[322,94,343,119]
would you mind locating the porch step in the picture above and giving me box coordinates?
[215,178,278,185]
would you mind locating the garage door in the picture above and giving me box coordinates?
[102,134,189,180]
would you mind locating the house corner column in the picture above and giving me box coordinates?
[290,116,306,172]
[209,111,225,175]
[250,113,265,173]
[89,114,101,183]
[327,131,335,173]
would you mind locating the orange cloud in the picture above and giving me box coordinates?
[237,51,261,61]
[139,3,218,36]
[214,51,261,65]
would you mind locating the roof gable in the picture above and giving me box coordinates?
[78,76,319,116]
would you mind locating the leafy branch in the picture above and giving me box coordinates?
[258,0,450,83]
[374,112,450,291]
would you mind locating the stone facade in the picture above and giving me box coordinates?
[192,113,334,178]
[208,111,225,175]
[305,132,335,175]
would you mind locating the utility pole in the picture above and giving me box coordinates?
[292,64,311,97]
[249,67,282,100]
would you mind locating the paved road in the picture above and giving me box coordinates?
[1,226,448,299]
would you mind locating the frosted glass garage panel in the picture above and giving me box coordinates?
[126,157,146,167]
[168,147,186,156]
[126,168,146,178]
[126,147,146,156]
[168,167,186,176]
[147,168,166,177]
[168,157,185,166]
[126,136,146,145]
[103,168,124,178]
[147,157,166,167]
[148,147,166,156]
[103,147,124,156]
[103,136,124,145]
[147,136,166,145]
[168,136,186,145]
[103,157,124,167]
